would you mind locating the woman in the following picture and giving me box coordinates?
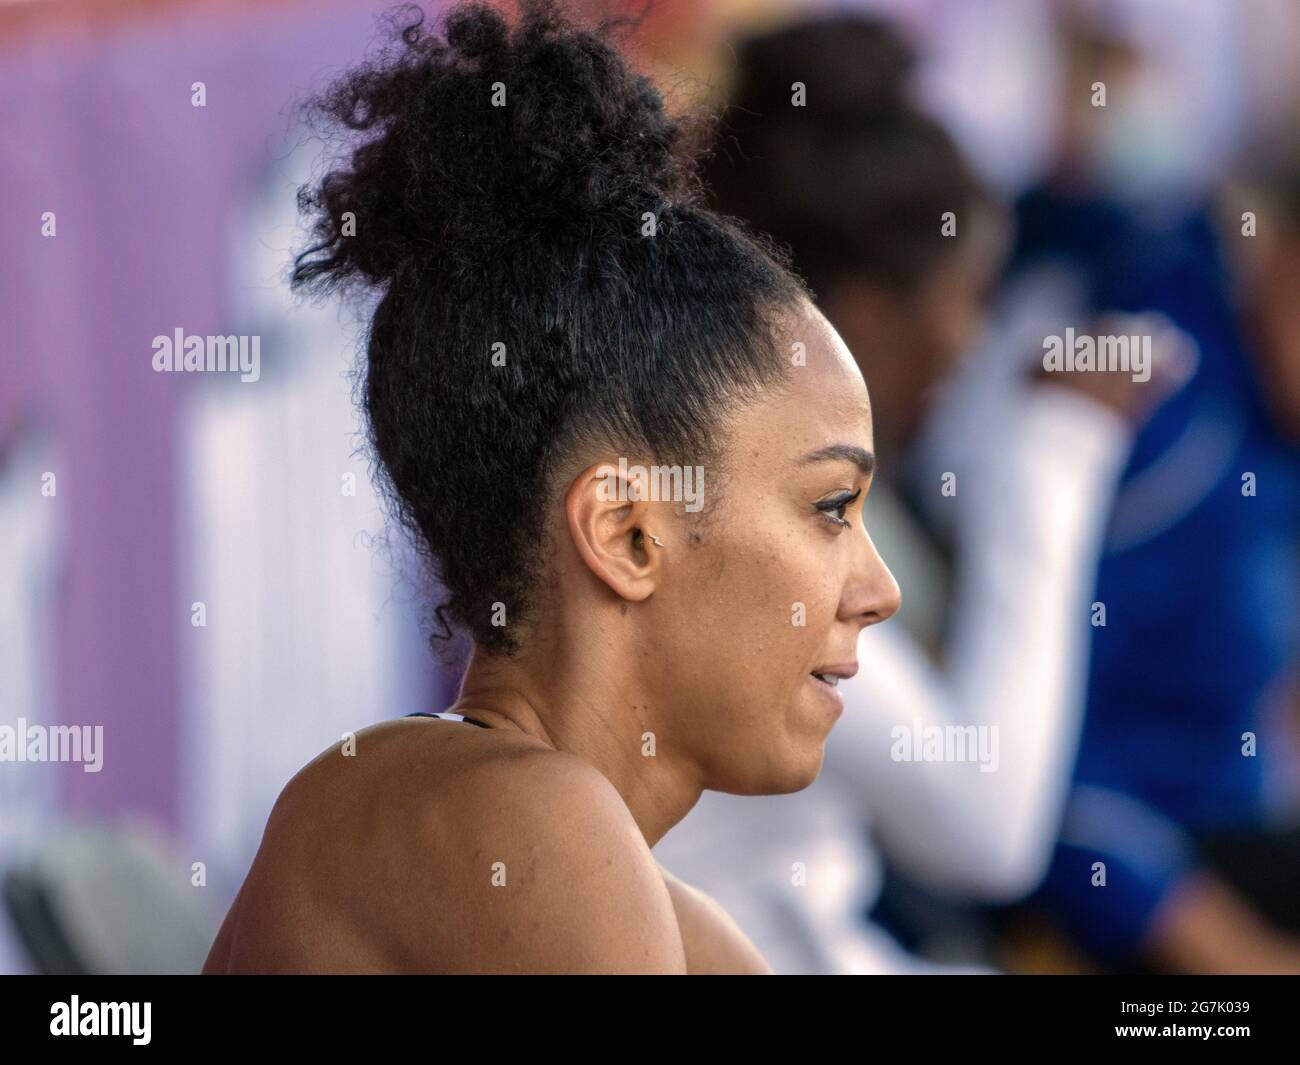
[201,0,899,974]
[651,13,1158,974]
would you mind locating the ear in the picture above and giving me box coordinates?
[564,462,666,603]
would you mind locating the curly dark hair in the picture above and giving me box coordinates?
[292,1,808,655]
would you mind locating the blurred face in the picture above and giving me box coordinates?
[639,300,900,794]
[915,218,1001,371]
[824,205,1005,457]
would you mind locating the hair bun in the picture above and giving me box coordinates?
[294,1,696,291]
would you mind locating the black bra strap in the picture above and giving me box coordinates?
[404,711,493,730]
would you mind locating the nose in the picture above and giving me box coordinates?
[839,527,901,630]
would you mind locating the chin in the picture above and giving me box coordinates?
[779,759,824,795]
[769,738,828,795]
[726,743,823,796]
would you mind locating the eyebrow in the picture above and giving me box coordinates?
[798,444,875,475]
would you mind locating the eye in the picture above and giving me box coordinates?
[814,488,861,529]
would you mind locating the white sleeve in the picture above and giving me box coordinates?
[822,384,1131,901]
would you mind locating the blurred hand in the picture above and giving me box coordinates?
[1144,871,1300,975]
[1034,310,1197,424]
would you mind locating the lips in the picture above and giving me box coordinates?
[809,663,858,687]
[807,662,857,712]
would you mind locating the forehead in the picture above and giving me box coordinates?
[720,300,873,472]
[788,302,869,411]
[768,300,872,437]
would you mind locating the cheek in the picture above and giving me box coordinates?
[927,284,983,365]
[683,523,840,680]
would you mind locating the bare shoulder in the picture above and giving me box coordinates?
[405,737,689,973]
[207,720,687,974]
[658,865,773,975]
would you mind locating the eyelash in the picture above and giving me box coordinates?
[815,488,862,529]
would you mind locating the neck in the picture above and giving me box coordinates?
[449,636,703,848]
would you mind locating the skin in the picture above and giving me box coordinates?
[203,297,901,974]
[819,204,1005,462]
[1143,873,1300,975]
[1032,25,1300,973]
[827,240,1273,976]
[1227,202,1300,443]
[821,208,1177,459]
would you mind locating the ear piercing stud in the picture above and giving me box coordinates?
[649,534,665,547]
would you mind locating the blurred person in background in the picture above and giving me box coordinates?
[652,12,1171,974]
[996,12,1300,974]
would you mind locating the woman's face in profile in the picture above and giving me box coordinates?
[643,301,900,795]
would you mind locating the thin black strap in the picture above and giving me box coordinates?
[404,711,493,730]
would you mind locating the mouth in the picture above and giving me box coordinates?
[809,663,858,686]
[807,663,857,710]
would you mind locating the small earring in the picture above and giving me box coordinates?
[649,534,665,547]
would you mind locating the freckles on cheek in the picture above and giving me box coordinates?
[688,505,832,658]
[732,537,826,659]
